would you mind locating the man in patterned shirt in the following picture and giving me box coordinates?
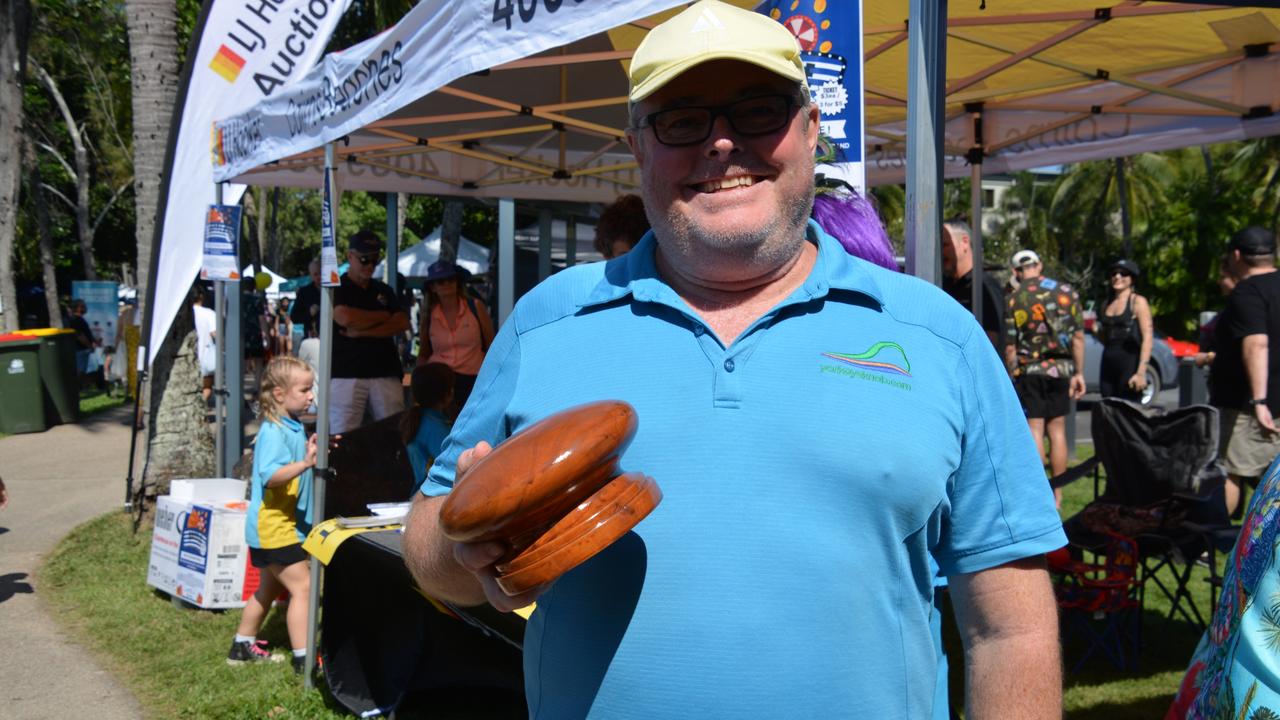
[1005,249,1086,506]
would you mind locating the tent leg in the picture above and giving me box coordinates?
[905,0,947,285]
[498,198,515,326]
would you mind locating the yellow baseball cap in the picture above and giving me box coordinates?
[629,0,807,103]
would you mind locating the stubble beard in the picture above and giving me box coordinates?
[646,176,816,278]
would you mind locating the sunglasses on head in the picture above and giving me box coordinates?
[636,94,798,147]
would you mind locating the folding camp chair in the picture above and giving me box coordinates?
[1060,399,1234,632]
[1049,533,1142,673]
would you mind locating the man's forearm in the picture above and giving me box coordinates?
[1244,334,1269,400]
[402,494,488,606]
[952,559,1061,719]
[335,306,391,331]
[965,624,1061,718]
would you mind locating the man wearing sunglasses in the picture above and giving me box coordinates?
[403,2,1063,717]
[329,229,409,434]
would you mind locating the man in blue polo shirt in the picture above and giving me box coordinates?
[404,2,1065,717]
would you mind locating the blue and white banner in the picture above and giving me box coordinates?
[757,0,865,192]
[201,205,243,281]
[320,169,340,287]
[148,0,354,364]
[211,0,687,181]
[72,281,120,350]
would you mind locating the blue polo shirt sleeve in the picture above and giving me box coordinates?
[421,318,522,498]
[936,323,1067,576]
[252,421,291,492]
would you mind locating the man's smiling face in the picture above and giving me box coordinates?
[626,60,818,271]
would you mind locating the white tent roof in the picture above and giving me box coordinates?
[242,265,292,298]
[212,1,1280,191]
[375,227,491,278]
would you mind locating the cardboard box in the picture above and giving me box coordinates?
[148,480,258,609]
[169,478,246,504]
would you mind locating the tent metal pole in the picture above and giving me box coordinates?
[214,183,226,479]
[538,209,553,281]
[305,142,336,689]
[225,189,244,475]
[969,107,985,327]
[970,162,984,325]
[385,192,399,292]
[566,215,577,267]
[905,0,947,286]
[498,198,515,326]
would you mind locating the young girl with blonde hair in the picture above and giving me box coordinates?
[227,356,317,674]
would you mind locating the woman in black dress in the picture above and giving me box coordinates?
[1098,258,1154,401]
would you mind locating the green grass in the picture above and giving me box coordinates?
[41,512,347,720]
[79,387,128,417]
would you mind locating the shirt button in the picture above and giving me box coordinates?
[693,325,705,336]
[724,358,735,372]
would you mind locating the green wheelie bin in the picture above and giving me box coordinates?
[0,335,48,434]
[15,328,81,425]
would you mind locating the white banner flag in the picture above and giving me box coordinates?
[148,0,354,364]
[211,0,687,181]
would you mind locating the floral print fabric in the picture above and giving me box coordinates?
[1167,457,1280,719]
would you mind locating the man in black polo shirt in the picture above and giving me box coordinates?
[1210,226,1280,515]
[290,258,322,340]
[331,230,410,434]
[942,219,1005,350]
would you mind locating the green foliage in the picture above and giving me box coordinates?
[42,512,345,719]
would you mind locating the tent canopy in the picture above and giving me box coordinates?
[863,1,1280,183]
[374,226,491,278]
[214,1,1280,193]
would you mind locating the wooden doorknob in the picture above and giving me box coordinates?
[439,400,661,595]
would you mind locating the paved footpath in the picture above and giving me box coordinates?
[0,405,144,720]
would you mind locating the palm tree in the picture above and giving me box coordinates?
[1229,137,1280,234]
[126,0,215,490]
[0,0,32,331]
[125,0,179,323]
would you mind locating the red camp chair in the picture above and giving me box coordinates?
[1050,532,1142,674]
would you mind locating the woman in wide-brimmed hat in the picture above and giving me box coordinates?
[1098,258,1154,401]
[415,260,494,417]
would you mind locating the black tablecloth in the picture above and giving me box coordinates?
[321,529,526,718]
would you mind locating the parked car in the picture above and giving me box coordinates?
[1083,330,1180,405]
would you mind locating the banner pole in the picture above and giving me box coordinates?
[305,142,337,689]
[213,183,226,480]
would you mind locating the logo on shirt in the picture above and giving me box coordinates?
[819,341,913,391]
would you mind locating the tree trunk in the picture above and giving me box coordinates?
[34,62,98,279]
[142,300,215,494]
[30,156,62,328]
[440,199,463,264]
[125,0,179,323]
[0,0,31,332]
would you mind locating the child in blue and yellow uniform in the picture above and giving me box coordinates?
[227,356,317,674]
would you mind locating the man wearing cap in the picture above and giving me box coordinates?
[403,2,1064,717]
[942,219,1005,349]
[330,230,409,434]
[1210,226,1280,515]
[1004,249,1086,507]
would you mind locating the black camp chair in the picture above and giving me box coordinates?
[1060,399,1235,633]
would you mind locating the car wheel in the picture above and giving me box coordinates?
[1140,365,1162,405]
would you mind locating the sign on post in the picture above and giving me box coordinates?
[201,205,243,282]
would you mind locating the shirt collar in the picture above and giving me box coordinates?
[582,219,885,310]
[278,415,303,432]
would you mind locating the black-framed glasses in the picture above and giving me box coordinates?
[637,94,798,146]
[353,252,379,265]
